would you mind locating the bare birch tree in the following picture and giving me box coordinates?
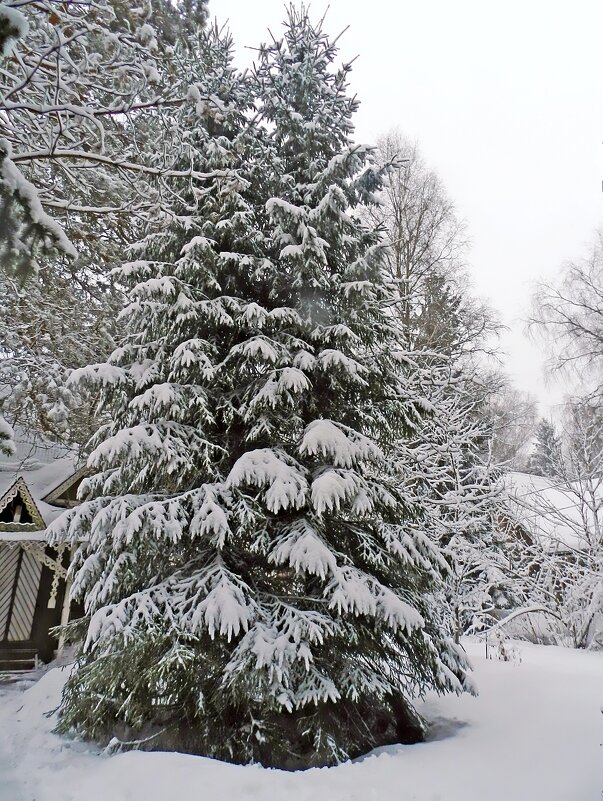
[369,130,494,359]
[367,130,512,635]
[530,230,603,400]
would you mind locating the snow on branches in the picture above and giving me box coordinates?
[0,0,209,274]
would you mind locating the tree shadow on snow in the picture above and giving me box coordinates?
[425,715,470,742]
[352,716,470,763]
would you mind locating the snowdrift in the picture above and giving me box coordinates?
[0,639,601,801]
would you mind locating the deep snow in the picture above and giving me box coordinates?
[0,638,601,801]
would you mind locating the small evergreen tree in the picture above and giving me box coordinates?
[406,371,510,639]
[528,418,564,477]
[51,10,472,769]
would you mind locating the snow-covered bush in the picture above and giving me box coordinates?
[503,402,603,650]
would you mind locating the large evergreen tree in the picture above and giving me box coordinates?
[50,10,471,769]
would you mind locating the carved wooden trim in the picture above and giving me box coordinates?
[0,478,46,532]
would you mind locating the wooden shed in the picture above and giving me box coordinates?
[0,433,84,671]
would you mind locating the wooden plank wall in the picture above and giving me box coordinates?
[0,545,20,639]
[8,550,42,641]
[0,544,43,642]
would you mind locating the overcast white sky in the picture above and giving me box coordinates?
[216,0,603,412]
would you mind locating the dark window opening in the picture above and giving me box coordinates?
[0,494,34,524]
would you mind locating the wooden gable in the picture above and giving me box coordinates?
[0,478,46,533]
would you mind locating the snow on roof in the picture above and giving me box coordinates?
[504,471,601,553]
[0,428,83,532]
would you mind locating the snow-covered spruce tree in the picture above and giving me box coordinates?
[50,11,472,768]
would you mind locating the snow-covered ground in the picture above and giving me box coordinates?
[0,638,601,801]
